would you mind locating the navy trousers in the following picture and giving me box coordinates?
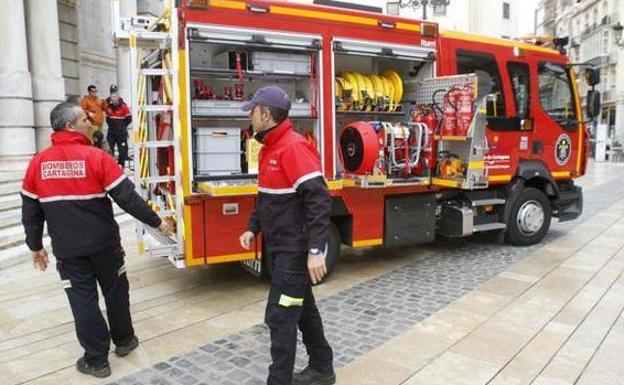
[56,246,134,367]
[265,252,333,385]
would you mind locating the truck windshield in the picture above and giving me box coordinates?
[538,62,578,129]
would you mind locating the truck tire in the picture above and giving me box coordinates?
[505,187,551,246]
[262,222,341,283]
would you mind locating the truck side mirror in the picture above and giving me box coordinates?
[586,90,601,120]
[584,67,600,86]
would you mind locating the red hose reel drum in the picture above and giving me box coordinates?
[339,121,380,175]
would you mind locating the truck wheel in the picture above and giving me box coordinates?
[505,187,551,246]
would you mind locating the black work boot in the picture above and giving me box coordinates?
[76,357,111,378]
[291,366,336,385]
[115,335,139,357]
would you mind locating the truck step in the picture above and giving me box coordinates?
[473,223,506,232]
[471,198,506,206]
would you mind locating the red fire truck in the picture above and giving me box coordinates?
[113,0,600,276]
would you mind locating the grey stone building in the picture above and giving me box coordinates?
[0,0,161,171]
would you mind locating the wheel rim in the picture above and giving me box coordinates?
[517,200,545,236]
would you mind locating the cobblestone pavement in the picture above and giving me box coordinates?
[105,177,624,385]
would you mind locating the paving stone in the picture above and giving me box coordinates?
[111,177,624,384]
[176,375,198,385]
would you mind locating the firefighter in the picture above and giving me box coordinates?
[21,102,171,378]
[238,86,335,385]
[105,85,132,167]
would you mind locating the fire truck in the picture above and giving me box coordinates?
[112,0,600,277]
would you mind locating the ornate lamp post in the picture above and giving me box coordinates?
[399,0,451,20]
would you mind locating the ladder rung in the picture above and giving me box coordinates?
[139,175,176,184]
[141,104,173,112]
[136,141,176,148]
[141,69,173,76]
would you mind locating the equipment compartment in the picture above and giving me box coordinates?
[188,26,322,190]
[332,39,437,182]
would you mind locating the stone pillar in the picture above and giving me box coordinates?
[116,0,137,104]
[25,0,66,150]
[0,0,35,170]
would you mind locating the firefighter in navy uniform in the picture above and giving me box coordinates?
[239,86,335,385]
[21,102,171,378]
[105,85,132,167]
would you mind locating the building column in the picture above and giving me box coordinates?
[116,0,137,104]
[615,33,624,146]
[25,0,66,150]
[615,97,624,146]
[0,0,35,170]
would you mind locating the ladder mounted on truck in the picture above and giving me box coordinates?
[112,0,186,268]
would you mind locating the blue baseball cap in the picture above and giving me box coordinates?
[241,85,291,112]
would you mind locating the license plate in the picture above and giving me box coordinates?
[240,258,262,277]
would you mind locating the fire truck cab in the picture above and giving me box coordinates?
[114,0,598,276]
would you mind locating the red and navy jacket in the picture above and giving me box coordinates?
[21,131,161,258]
[247,119,331,268]
[104,100,131,133]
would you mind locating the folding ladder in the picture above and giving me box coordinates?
[112,0,185,268]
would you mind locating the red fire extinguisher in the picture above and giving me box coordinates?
[456,84,474,136]
[442,88,458,136]
[423,108,438,171]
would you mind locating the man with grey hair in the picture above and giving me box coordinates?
[21,101,171,378]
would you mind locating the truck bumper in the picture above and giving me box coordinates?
[555,184,583,222]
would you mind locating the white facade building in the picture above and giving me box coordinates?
[389,0,527,39]
[538,0,623,146]
[287,0,535,38]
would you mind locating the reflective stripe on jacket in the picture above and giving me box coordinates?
[247,119,331,270]
[21,131,160,257]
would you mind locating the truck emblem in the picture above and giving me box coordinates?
[555,134,571,166]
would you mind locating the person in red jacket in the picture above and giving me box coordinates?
[105,87,132,166]
[21,102,171,378]
[238,86,335,385]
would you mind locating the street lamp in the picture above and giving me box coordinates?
[399,0,451,20]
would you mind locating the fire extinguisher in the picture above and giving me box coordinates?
[442,88,458,136]
[423,108,438,171]
[456,84,474,136]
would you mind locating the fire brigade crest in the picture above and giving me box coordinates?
[555,134,571,166]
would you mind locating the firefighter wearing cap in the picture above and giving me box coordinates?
[239,86,335,385]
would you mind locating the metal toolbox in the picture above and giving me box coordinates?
[250,52,310,74]
[192,100,312,117]
[194,127,241,175]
